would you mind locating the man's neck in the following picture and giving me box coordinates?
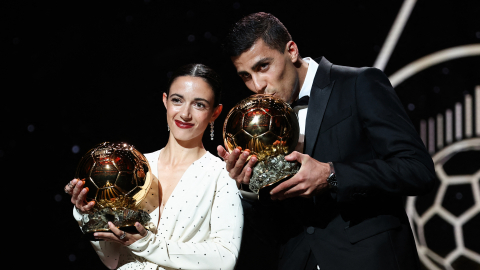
[293,57,309,101]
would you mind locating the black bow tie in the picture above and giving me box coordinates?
[290,95,309,108]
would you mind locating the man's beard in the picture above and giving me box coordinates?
[286,79,300,104]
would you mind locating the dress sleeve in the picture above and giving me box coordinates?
[72,207,121,269]
[127,170,244,270]
[334,68,436,203]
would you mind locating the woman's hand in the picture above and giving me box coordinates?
[64,179,95,212]
[94,222,149,246]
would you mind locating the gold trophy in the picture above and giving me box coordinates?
[75,142,152,239]
[223,94,300,201]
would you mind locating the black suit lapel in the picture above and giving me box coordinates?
[304,57,334,156]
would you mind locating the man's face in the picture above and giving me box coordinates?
[231,39,299,103]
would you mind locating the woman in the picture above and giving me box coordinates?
[65,64,243,270]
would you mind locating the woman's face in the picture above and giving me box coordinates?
[163,76,222,143]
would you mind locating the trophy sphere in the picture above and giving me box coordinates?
[76,142,150,207]
[75,142,152,237]
[223,94,300,196]
[223,94,299,159]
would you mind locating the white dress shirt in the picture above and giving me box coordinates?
[294,57,319,153]
[73,150,243,270]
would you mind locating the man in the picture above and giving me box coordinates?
[217,12,436,270]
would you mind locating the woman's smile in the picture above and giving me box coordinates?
[175,120,195,129]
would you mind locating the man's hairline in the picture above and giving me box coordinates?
[231,37,287,58]
[230,38,300,74]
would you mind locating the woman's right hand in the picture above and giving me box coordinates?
[65,179,95,212]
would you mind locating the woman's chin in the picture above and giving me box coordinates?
[171,131,204,144]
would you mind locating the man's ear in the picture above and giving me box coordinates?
[162,92,168,109]
[285,41,299,63]
[211,104,223,122]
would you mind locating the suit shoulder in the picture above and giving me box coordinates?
[331,64,384,81]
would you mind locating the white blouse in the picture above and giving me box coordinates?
[73,150,244,270]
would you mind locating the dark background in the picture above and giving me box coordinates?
[4,0,479,268]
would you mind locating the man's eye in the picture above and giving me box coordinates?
[241,74,251,80]
[260,63,269,70]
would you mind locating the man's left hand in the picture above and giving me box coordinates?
[270,151,331,200]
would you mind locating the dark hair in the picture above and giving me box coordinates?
[166,63,222,107]
[222,12,292,57]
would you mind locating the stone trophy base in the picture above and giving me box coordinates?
[81,207,151,241]
[249,154,300,202]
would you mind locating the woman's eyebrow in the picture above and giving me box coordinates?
[194,98,210,105]
[170,93,183,98]
[171,93,210,105]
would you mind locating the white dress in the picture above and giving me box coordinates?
[73,150,244,270]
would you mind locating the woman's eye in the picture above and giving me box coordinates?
[195,102,206,108]
[171,98,181,103]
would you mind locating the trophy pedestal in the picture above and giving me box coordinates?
[249,155,300,201]
[81,207,150,241]
[83,225,141,241]
[258,175,294,202]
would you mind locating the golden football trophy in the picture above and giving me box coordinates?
[223,94,300,200]
[75,142,152,239]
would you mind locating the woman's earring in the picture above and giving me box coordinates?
[168,124,170,131]
[210,122,214,140]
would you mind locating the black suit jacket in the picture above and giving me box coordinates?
[235,57,436,270]
[276,57,436,270]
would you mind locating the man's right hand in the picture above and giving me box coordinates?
[217,145,257,187]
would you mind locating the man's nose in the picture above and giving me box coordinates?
[252,76,267,93]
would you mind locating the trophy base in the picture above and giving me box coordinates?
[81,207,150,241]
[249,154,300,198]
[258,174,294,202]
[83,225,141,241]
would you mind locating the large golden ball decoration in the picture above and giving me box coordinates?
[223,94,299,160]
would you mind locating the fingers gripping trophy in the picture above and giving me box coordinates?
[223,94,300,201]
[74,142,152,239]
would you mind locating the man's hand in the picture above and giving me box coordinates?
[217,145,257,187]
[270,151,330,200]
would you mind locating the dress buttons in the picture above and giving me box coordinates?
[307,226,315,234]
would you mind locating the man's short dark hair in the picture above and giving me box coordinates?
[222,12,292,57]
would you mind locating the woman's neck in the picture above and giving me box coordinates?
[159,133,206,168]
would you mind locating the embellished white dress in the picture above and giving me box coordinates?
[73,150,244,270]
